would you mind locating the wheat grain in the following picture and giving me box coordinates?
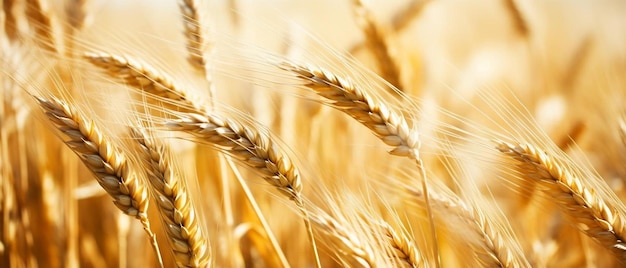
[496,140,626,262]
[131,129,210,268]
[85,51,301,200]
[167,112,324,267]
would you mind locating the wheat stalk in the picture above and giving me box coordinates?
[496,140,626,262]
[85,51,303,201]
[131,129,210,267]
[34,96,163,266]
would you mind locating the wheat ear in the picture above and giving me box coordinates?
[352,0,401,90]
[496,141,626,262]
[83,52,198,108]
[178,0,209,70]
[3,0,19,41]
[34,96,163,267]
[311,214,376,267]
[177,0,216,103]
[502,0,529,37]
[65,0,88,30]
[131,129,210,267]
[280,62,439,265]
[166,112,301,201]
[25,0,57,52]
[409,186,526,268]
[379,221,426,268]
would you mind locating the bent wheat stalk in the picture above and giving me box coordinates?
[131,129,210,267]
[34,96,163,266]
[496,141,626,262]
[280,62,439,265]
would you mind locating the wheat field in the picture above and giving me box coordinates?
[2,0,626,267]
